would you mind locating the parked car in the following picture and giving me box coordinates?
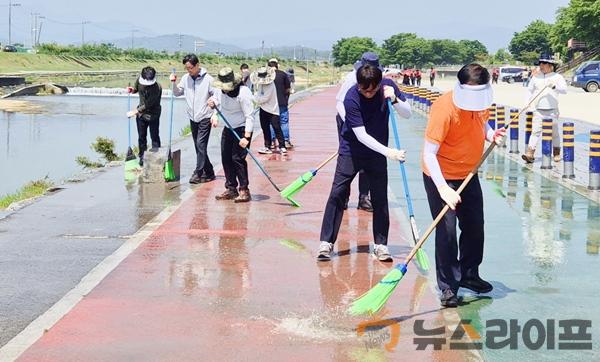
[502,73,523,83]
[499,66,526,84]
[2,45,17,52]
[571,61,600,92]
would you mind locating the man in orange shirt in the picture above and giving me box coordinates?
[421,63,505,307]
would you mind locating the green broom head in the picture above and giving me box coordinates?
[350,263,408,316]
[280,170,315,199]
[286,195,301,208]
[124,147,139,172]
[415,249,430,273]
[164,149,176,181]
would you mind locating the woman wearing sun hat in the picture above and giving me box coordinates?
[421,63,505,308]
[521,53,567,163]
[126,66,162,166]
[251,66,286,155]
[208,67,255,203]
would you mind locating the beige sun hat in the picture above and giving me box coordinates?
[212,67,242,92]
[250,66,276,85]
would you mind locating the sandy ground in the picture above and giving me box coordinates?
[430,78,600,127]
[0,99,44,114]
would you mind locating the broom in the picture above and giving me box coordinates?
[387,99,430,273]
[350,87,548,316]
[213,107,295,206]
[164,68,177,181]
[279,152,338,207]
[124,87,139,174]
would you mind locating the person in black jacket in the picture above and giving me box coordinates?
[127,66,162,166]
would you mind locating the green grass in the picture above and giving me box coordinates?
[0,178,54,209]
[0,53,341,88]
[180,124,192,137]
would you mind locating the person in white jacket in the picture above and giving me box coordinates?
[522,53,567,163]
[208,67,254,203]
[170,54,217,184]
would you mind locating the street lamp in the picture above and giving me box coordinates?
[81,20,90,45]
[8,0,21,45]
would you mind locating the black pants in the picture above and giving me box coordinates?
[136,114,161,159]
[320,155,389,245]
[336,115,370,198]
[259,108,284,149]
[430,78,435,87]
[423,174,485,293]
[221,126,251,191]
[190,119,214,177]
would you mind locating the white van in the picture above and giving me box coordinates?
[499,66,526,83]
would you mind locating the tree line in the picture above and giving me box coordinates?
[508,0,599,64]
[331,34,488,68]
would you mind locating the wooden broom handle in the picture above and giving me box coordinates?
[315,152,338,172]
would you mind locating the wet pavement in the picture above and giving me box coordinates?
[1,87,599,361]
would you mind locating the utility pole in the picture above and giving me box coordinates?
[130,29,138,49]
[30,12,39,48]
[261,40,264,59]
[81,20,90,45]
[8,0,21,45]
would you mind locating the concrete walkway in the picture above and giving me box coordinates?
[5,88,475,361]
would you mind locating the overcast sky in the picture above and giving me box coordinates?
[1,0,570,51]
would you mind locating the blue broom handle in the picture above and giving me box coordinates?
[127,91,131,149]
[168,68,176,148]
[387,99,415,218]
[214,107,281,192]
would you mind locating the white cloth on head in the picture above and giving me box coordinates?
[452,82,494,111]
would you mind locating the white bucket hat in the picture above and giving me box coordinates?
[452,82,494,111]
[138,76,156,86]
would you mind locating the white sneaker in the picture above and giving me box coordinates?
[373,244,393,262]
[258,147,272,154]
[317,241,333,261]
[280,147,287,154]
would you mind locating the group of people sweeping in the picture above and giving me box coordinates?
[127,54,295,203]
[127,50,566,308]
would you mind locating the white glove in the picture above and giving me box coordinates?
[126,110,138,118]
[383,85,396,102]
[386,148,406,162]
[493,128,506,146]
[438,184,461,210]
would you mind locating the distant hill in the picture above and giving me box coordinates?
[104,34,330,60]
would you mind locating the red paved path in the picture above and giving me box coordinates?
[19,87,471,361]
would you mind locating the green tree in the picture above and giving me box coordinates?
[493,48,512,64]
[509,20,553,62]
[458,40,488,63]
[429,39,462,65]
[550,0,600,57]
[380,33,418,65]
[331,37,379,67]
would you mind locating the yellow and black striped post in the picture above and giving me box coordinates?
[488,103,496,129]
[525,111,533,147]
[589,130,600,190]
[541,118,553,169]
[562,122,575,179]
[509,108,519,153]
[496,106,506,148]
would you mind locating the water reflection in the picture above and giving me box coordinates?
[0,95,191,196]
[587,204,600,255]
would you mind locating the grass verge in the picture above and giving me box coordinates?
[0,178,54,209]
